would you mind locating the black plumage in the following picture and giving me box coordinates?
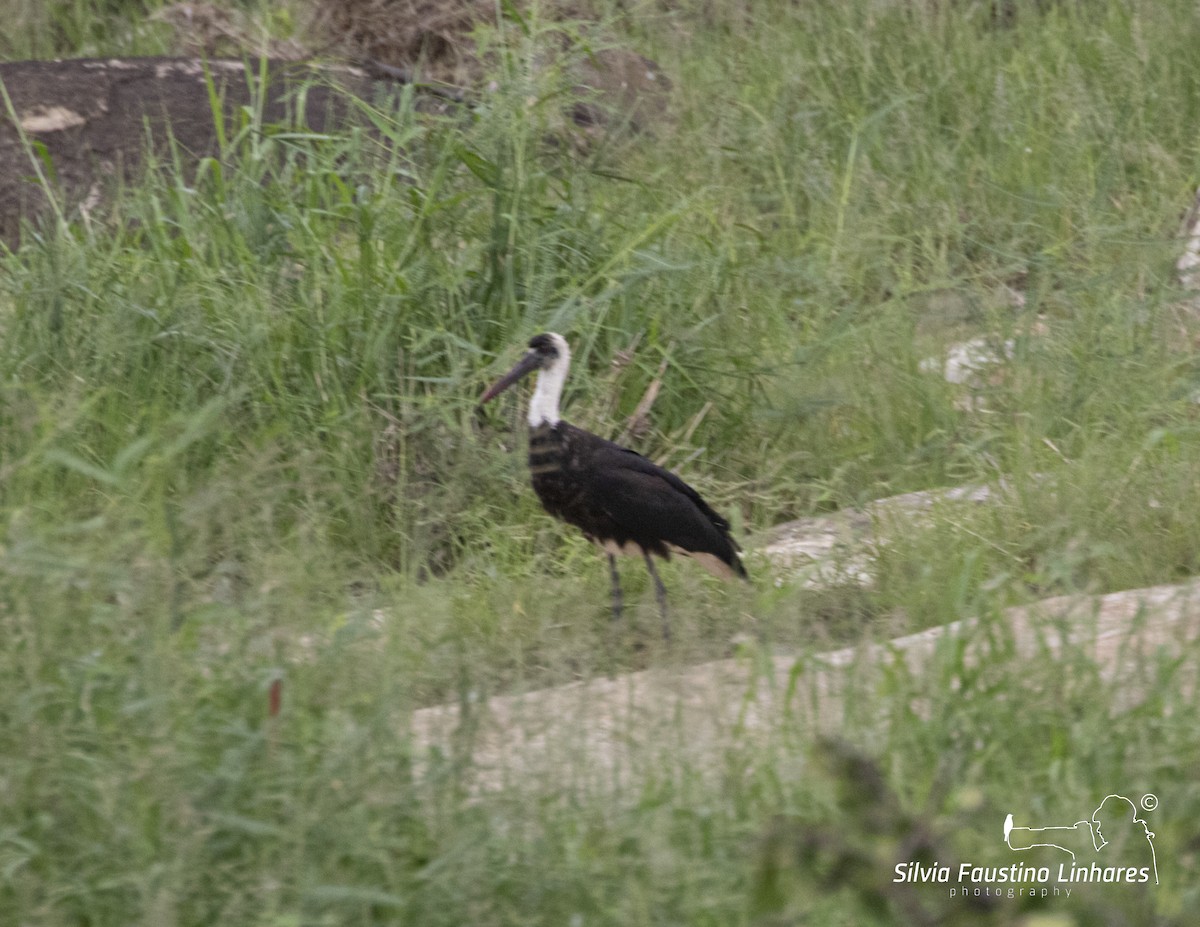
[481,332,746,636]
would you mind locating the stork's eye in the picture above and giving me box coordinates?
[528,333,558,357]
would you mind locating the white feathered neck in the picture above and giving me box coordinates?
[528,334,570,427]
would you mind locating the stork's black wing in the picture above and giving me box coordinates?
[567,426,746,577]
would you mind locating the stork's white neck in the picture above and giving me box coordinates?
[528,350,569,427]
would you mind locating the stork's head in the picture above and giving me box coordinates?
[480,332,571,427]
[480,332,570,401]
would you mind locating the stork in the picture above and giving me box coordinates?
[480,332,747,638]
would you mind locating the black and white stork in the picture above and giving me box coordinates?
[480,332,746,637]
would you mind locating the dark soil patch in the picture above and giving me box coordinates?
[0,57,399,249]
[0,2,670,248]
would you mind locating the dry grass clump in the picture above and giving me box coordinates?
[309,0,670,130]
[309,0,571,84]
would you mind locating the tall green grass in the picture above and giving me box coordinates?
[2,0,1200,923]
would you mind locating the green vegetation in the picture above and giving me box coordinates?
[2,0,1199,923]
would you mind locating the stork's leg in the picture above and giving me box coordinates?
[608,554,623,622]
[642,552,670,641]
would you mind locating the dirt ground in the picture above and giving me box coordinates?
[0,57,396,247]
[0,1,669,248]
[409,579,1200,794]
